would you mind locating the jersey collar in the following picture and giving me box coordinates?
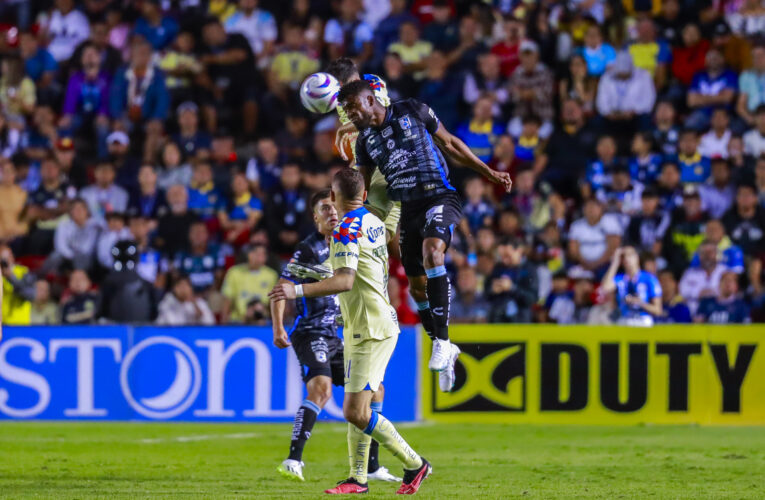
[343,206,368,220]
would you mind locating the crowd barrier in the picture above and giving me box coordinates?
[0,326,419,422]
[423,325,765,425]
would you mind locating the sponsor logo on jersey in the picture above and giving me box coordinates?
[382,126,393,138]
[387,139,395,150]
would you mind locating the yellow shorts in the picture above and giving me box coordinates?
[343,334,398,393]
[365,169,400,238]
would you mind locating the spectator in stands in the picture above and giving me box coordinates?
[568,198,622,277]
[722,183,765,258]
[134,0,179,51]
[324,0,373,66]
[155,185,196,257]
[463,53,507,114]
[663,185,708,275]
[657,269,692,323]
[60,43,110,158]
[389,20,432,79]
[381,52,417,102]
[757,157,765,206]
[601,246,663,326]
[269,22,319,91]
[686,48,738,131]
[671,23,709,88]
[679,239,726,314]
[596,51,656,137]
[628,18,671,89]
[224,0,277,62]
[456,97,504,164]
[450,266,489,323]
[96,213,131,270]
[265,162,311,255]
[30,279,58,325]
[200,17,258,136]
[737,44,765,126]
[48,199,100,273]
[491,16,524,78]
[0,244,35,325]
[173,221,224,294]
[157,142,193,190]
[79,162,129,221]
[743,105,765,159]
[508,41,554,139]
[40,0,90,63]
[221,243,277,324]
[0,55,36,123]
[418,50,461,130]
[159,32,204,106]
[106,131,140,192]
[653,101,680,157]
[0,159,27,242]
[629,132,662,185]
[625,187,669,256]
[187,162,221,221]
[127,165,169,221]
[726,0,765,38]
[695,270,750,323]
[690,219,745,274]
[423,0,458,52]
[487,238,538,323]
[583,135,621,199]
[218,171,263,247]
[699,158,735,219]
[657,161,684,212]
[60,269,99,325]
[447,14,486,74]
[19,31,57,97]
[157,274,215,326]
[558,54,597,117]
[99,240,158,323]
[676,129,711,184]
[128,215,165,286]
[699,109,732,159]
[579,23,616,77]
[70,18,123,76]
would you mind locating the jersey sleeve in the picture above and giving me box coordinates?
[330,217,362,272]
[648,274,662,300]
[411,99,440,134]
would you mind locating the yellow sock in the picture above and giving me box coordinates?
[348,423,371,483]
[366,412,422,470]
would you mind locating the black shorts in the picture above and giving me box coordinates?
[399,192,463,277]
[292,334,344,386]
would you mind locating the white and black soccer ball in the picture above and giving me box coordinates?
[299,72,340,114]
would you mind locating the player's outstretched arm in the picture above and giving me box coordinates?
[432,123,513,193]
[269,268,356,301]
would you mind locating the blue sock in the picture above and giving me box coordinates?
[370,401,383,414]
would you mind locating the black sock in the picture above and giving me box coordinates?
[426,266,450,341]
[368,439,380,473]
[288,400,320,461]
[415,301,436,341]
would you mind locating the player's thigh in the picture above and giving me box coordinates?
[422,193,463,252]
[294,335,335,384]
[344,335,398,394]
[399,207,426,277]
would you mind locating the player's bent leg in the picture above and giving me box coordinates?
[279,375,333,481]
[408,274,436,342]
[367,385,403,482]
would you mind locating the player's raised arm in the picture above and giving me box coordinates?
[269,268,356,301]
[432,122,513,193]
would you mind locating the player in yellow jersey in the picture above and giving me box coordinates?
[270,169,432,495]
[327,58,448,391]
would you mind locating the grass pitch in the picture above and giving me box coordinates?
[1,422,764,499]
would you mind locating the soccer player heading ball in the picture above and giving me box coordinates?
[336,78,513,390]
[270,169,432,494]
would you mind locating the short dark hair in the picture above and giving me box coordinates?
[326,57,359,84]
[337,79,374,105]
[311,188,332,211]
[332,168,365,200]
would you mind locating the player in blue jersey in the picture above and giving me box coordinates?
[337,79,513,391]
[601,246,663,326]
[271,189,399,483]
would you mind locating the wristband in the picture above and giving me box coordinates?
[295,284,304,298]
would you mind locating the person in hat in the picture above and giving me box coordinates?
[172,101,211,161]
[596,51,656,135]
[508,39,554,139]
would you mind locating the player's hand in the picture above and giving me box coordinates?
[335,123,357,161]
[490,170,513,193]
[268,283,297,301]
[625,294,641,306]
[273,328,291,348]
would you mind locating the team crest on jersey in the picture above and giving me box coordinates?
[398,116,411,130]
[333,216,363,245]
[315,351,327,363]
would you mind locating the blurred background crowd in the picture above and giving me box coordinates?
[0,0,764,326]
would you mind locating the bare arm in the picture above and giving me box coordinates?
[600,248,624,293]
[270,278,291,348]
[432,123,512,193]
[269,268,356,302]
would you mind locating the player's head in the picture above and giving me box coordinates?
[331,168,367,212]
[337,80,383,129]
[311,188,339,236]
[326,57,360,85]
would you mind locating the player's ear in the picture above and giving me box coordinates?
[362,190,367,202]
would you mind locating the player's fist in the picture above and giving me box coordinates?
[490,170,513,193]
[269,283,297,301]
[335,122,358,161]
[273,328,291,348]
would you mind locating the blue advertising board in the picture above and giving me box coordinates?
[0,326,419,422]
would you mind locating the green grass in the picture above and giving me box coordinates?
[0,422,764,499]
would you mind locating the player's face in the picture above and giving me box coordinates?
[342,92,376,129]
[314,197,339,235]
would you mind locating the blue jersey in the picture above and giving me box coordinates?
[690,244,744,273]
[614,271,662,320]
[696,297,750,324]
[677,153,710,184]
[628,154,662,185]
[280,232,340,339]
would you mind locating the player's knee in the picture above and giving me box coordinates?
[343,405,368,428]
[307,377,333,407]
[423,245,445,268]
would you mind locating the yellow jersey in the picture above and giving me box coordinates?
[330,206,399,344]
[221,263,279,322]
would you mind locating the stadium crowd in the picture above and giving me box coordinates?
[0,0,764,326]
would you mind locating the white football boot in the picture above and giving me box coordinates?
[428,338,452,371]
[367,465,402,482]
[277,459,305,481]
[438,343,461,392]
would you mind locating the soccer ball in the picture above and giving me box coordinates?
[300,73,340,114]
